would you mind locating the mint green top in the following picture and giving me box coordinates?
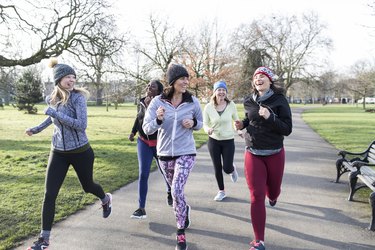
[203,101,239,140]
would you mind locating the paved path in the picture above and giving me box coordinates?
[15,108,375,250]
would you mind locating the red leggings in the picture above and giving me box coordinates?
[244,148,285,241]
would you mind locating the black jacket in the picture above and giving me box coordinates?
[242,92,292,150]
[131,97,158,140]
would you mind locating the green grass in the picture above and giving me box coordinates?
[302,104,375,205]
[0,104,207,250]
[2,102,373,249]
[301,104,375,152]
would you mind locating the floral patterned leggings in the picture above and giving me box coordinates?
[158,155,196,229]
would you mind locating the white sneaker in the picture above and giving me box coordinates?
[214,191,226,201]
[230,164,238,183]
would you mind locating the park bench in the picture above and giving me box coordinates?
[335,140,375,231]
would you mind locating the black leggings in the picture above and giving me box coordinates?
[42,147,105,230]
[207,137,235,190]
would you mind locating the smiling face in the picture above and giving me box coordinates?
[59,74,76,91]
[173,76,189,94]
[146,81,160,97]
[253,73,272,95]
[215,87,227,101]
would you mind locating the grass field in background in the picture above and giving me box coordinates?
[1,102,374,249]
[301,104,375,152]
[0,103,207,250]
[301,104,375,208]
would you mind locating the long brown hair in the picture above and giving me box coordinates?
[209,92,230,106]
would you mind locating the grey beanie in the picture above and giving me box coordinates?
[166,64,189,85]
[49,58,76,85]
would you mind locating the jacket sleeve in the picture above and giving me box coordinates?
[142,97,161,135]
[131,117,139,135]
[192,97,203,130]
[202,104,211,134]
[265,98,292,136]
[54,94,87,131]
[29,116,53,134]
[231,101,239,122]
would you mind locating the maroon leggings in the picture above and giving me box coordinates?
[244,148,285,241]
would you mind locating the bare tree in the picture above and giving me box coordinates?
[233,12,332,92]
[183,20,235,100]
[346,60,375,109]
[134,15,186,83]
[125,51,151,104]
[0,0,108,67]
[0,67,17,105]
[316,71,339,104]
[70,15,128,105]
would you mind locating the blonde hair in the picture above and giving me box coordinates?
[48,57,89,105]
[49,85,90,106]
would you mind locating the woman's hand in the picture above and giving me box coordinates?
[156,106,165,121]
[128,133,135,142]
[234,120,243,130]
[207,128,214,135]
[25,128,33,136]
[182,119,194,129]
[258,106,270,119]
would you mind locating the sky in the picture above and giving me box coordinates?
[113,0,375,73]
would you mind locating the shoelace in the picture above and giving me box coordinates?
[177,234,186,243]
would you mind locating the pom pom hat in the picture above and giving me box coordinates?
[166,63,189,85]
[213,81,227,92]
[253,66,277,82]
[48,57,76,85]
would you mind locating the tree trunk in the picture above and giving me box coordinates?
[96,87,103,106]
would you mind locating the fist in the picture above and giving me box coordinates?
[25,128,33,136]
[234,120,243,130]
[128,133,135,142]
[156,106,165,120]
[258,106,270,119]
[182,119,194,129]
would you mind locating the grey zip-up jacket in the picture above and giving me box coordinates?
[142,93,203,157]
[29,90,89,151]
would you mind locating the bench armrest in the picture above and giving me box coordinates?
[338,150,367,158]
[338,141,375,158]
[351,160,375,170]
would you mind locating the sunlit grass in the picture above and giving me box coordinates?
[2,102,373,249]
[302,105,375,152]
[302,104,375,204]
[0,103,207,250]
